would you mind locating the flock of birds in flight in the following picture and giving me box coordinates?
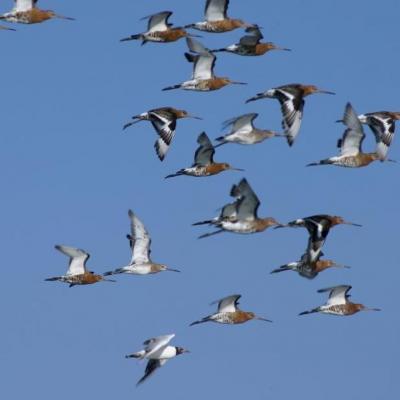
[3,0,397,387]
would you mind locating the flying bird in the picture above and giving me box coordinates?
[120,11,194,45]
[104,210,180,276]
[45,245,115,287]
[190,294,271,326]
[123,107,201,161]
[357,111,400,161]
[125,334,189,386]
[213,25,291,56]
[165,132,243,178]
[163,37,246,92]
[246,83,335,146]
[299,285,381,316]
[307,103,395,167]
[193,178,283,238]
[214,113,282,147]
[0,0,74,24]
[185,0,255,33]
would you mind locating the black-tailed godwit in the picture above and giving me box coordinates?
[246,83,335,146]
[165,132,243,178]
[299,285,381,316]
[104,210,180,276]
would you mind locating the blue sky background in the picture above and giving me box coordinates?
[0,0,399,398]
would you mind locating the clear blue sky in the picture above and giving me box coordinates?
[1,0,399,398]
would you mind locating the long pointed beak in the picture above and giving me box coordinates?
[316,89,335,95]
[186,114,202,120]
[273,224,288,229]
[245,94,265,103]
[273,45,291,52]
[231,81,247,85]
[229,167,245,172]
[342,221,362,227]
[387,158,397,163]
[364,307,381,312]
[55,14,75,21]
[332,263,351,269]
[102,278,116,283]
[256,316,272,322]
[166,268,181,273]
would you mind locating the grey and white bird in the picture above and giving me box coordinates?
[165,132,243,178]
[190,294,271,326]
[46,245,114,287]
[103,210,180,277]
[246,83,335,146]
[299,285,381,316]
[214,113,282,147]
[163,37,246,92]
[307,103,395,168]
[125,334,189,386]
[193,178,283,239]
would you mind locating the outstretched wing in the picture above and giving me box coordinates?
[194,132,214,166]
[239,26,263,47]
[149,110,177,146]
[275,89,304,146]
[212,294,241,312]
[142,11,173,32]
[235,179,260,220]
[137,359,168,386]
[55,245,89,276]
[318,285,352,306]
[128,210,151,264]
[13,0,36,12]
[338,103,365,156]
[365,113,395,160]
[223,113,257,134]
[205,0,228,21]
[143,334,175,356]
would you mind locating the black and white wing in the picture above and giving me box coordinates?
[128,210,151,264]
[194,132,214,166]
[55,245,89,276]
[275,88,304,146]
[212,294,241,312]
[338,103,365,156]
[137,359,168,386]
[318,285,352,306]
[149,110,177,147]
[205,0,228,21]
[143,334,175,358]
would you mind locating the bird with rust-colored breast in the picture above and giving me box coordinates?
[299,285,381,316]
[123,107,201,161]
[307,102,396,168]
[185,0,255,33]
[246,83,335,146]
[165,132,243,179]
[0,0,74,24]
[120,11,195,45]
[45,245,115,288]
[193,178,283,239]
[125,334,189,386]
[190,294,272,326]
[104,210,180,277]
[214,113,283,147]
[213,25,291,56]
[271,231,349,279]
[163,37,246,92]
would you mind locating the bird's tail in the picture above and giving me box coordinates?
[125,350,145,359]
[211,48,227,53]
[165,170,185,179]
[190,316,211,326]
[120,33,143,42]
[270,265,292,274]
[162,84,181,91]
[103,268,125,277]
[299,307,320,316]
[192,219,214,226]
[306,159,332,167]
